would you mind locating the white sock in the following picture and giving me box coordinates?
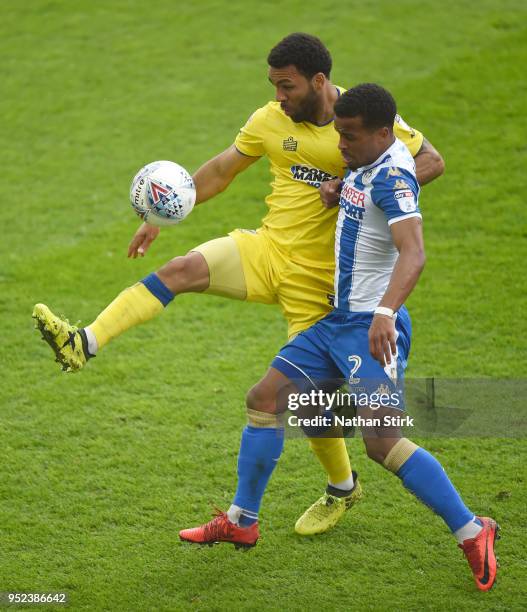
[454,516,483,544]
[227,504,242,525]
[329,473,354,491]
[84,326,99,356]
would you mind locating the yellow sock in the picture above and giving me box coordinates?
[89,280,167,349]
[308,436,352,484]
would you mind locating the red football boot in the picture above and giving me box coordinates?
[459,516,500,591]
[179,510,259,550]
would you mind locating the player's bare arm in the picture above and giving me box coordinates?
[193,144,259,204]
[128,145,259,258]
[369,216,425,366]
[414,138,445,185]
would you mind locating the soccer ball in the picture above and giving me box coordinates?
[130,160,196,226]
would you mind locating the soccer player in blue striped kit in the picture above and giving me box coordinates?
[180,83,500,591]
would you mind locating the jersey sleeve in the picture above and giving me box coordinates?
[371,166,422,226]
[234,105,268,157]
[393,114,424,157]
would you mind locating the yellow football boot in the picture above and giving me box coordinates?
[33,303,89,372]
[295,473,363,535]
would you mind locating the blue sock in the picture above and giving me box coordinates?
[397,448,474,532]
[233,426,285,526]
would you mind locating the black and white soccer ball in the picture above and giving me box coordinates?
[130,160,196,226]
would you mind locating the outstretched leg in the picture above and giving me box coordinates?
[33,234,247,372]
[33,251,209,372]
[88,252,209,351]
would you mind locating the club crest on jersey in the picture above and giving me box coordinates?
[290,165,338,188]
[149,180,171,204]
[394,189,417,212]
[387,167,402,178]
[375,383,391,395]
[283,136,298,151]
[340,183,366,220]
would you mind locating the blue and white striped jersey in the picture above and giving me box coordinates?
[334,138,421,312]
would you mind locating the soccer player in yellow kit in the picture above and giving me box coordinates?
[33,33,444,535]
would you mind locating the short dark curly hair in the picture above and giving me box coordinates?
[334,83,396,130]
[267,33,332,78]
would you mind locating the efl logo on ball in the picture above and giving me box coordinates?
[130,160,196,226]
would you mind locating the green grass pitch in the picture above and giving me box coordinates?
[1,0,526,609]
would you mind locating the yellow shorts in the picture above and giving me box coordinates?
[192,228,334,338]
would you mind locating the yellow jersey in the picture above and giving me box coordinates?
[234,91,423,268]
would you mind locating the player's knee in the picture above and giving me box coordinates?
[156,256,191,293]
[363,439,388,465]
[156,253,208,294]
[246,383,277,414]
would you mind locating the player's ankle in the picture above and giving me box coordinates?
[227,504,258,527]
[328,472,355,493]
[82,326,98,357]
[454,516,483,544]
